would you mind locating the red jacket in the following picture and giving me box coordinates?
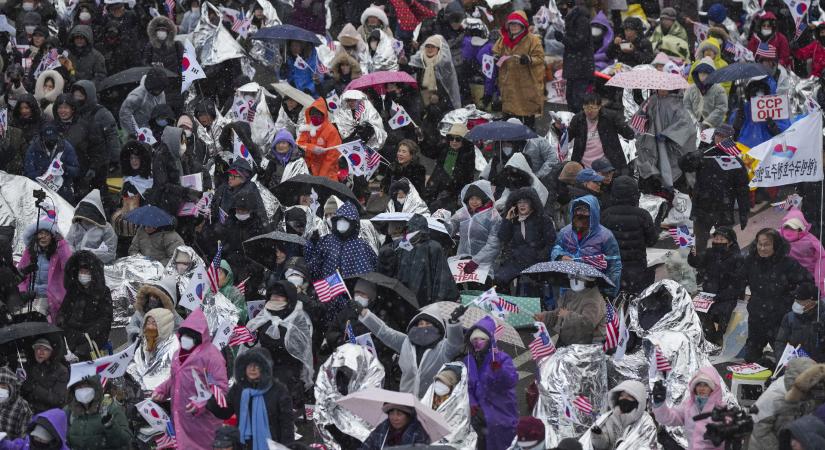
[747,32,792,68]
[795,40,825,78]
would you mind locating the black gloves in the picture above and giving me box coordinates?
[21,264,37,276]
[553,30,564,42]
[652,380,667,404]
[519,54,530,65]
[101,410,113,428]
[449,304,468,324]
[353,124,375,142]
[349,299,365,317]
[463,260,479,274]
[591,425,602,435]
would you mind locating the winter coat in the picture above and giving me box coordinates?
[153,309,228,449]
[297,97,342,180]
[522,137,558,181]
[794,40,825,78]
[67,25,107,86]
[0,408,68,450]
[145,126,200,216]
[591,12,614,71]
[289,0,326,34]
[779,415,825,450]
[739,235,812,321]
[654,366,727,450]
[680,144,750,228]
[21,337,68,414]
[552,195,622,296]
[569,108,635,172]
[118,75,166,134]
[450,180,502,270]
[207,348,295,446]
[540,285,606,345]
[606,31,654,66]
[689,39,731,94]
[72,80,120,166]
[33,69,64,112]
[601,176,658,294]
[388,214,458,305]
[750,357,817,450]
[775,304,825,362]
[260,129,309,191]
[683,59,728,129]
[24,137,80,202]
[65,377,130,449]
[496,187,556,283]
[492,12,545,117]
[52,99,103,175]
[210,160,267,225]
[361,310,463,397]
[748,32,792,68]
[359,416,431,450]
[464,316,518,450]
[651,20,689,52]
[57,251,112,357]
[409,36,461,110]
[126,276,181,342]
[306,202,377,279]
[385,161,427,196]
[128,228,185,266]
[208,212,271,303]
[284,49,323,97]
[592,380,658,450]
[142,16,183,109]
[782,209,825,295]
[560,6,594,80]
[10,94,43,143]
[16,220,72,323]
[687,243,746,305]
[66,190,117,263]
[730,77,790,149]
[0,368,32,439]
[0,126,28,175]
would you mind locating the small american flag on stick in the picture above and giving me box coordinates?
[573,395,593,415]
[655,346,672,373]
[312,270,349,303]
[206,242,222,293]
[575,254,607,270]
[227,325,255,346]
[603,302,620,351]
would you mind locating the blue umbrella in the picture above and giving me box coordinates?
[521,261,615,287]
[124,205,175,228]
[704,62,772,86]
[465,121,538,141]
[251,24,322,45]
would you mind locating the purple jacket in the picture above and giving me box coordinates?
[0,409,69,450]
[288,0,326,34]
[783,209,825,295]
[591,11,614,71]
[463,38,498,97]
[464,316,517,450]
[154,309,229,449]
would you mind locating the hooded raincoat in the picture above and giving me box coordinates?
[153,309,228,449]
[653,366,727,450]
[306,202,377,279]
[492,11,545,117]
[297,98,343,180]
[689,38,731,93]
[496,187,556,284]
[683,57,728,129]
[782,209,825,295]
[591,12,614,71]
[118,75,166,134]
[0,408,69,450]
[391,214,458,305]
[493,153,549,213]
[66,189,117,263]
[72,80,121,165]
[590,380,658,450]
[729,76,790,149]
[16,219,72,323]
[450,180,502,271]
[409,35,461,110]
[635,92,698,189]
[261,129,308,191]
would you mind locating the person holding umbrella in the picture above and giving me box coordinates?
[126,206,185,266]
[359,403,431,449]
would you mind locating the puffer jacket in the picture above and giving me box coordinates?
[67,25,107,85]
[775,302,825,363]
[65,377,131,449]
[496,187,556,284]
[142,16,183,110]
[559,6,594,80]
[57,250,113,357]
[127,228,185,267]
[21,335,69,414]
[72,80,120,165]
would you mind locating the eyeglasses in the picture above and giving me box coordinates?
[583,105,601,111]
[447,136,463,142]
[228,174,243,180]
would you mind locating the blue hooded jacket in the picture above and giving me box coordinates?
[286,48,322,97]
[551,195,622,295]
[729,75,791,148]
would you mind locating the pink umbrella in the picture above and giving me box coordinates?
[335,388,451,441]
[605,68,688,90]
[345,71,418,95]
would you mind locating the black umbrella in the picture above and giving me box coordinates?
[243,231,307,269]
[272,174,362,211]
[465,120,538,141]
[252,24,322,45]
[704,62,772,86]
[346,272,419,308]
[0,322,62,346]
[98,66,178,92]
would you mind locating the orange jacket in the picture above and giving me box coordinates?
[296,97,342,180]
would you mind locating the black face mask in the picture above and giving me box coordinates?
[711,242,728,251]
[30,439,60,450]
[616,398,638,413]
[408,326,441,347]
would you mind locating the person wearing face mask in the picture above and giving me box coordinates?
[179,0,201,33]
[590,11,614,71]
[66,25,106,86]
[589,380,658,449]
[0,367,32,439]
[176,113,211,185]
[653,366,726,450]
[325,278,376,350]
[16,216,73,323]
[683,56,728,130]
[410,34,460,110]
[534,273,606,347]
[357,303,466,396]
[142,16,184,113]
[740,228,812,363]
[118,68,168,135]
[152,308,229,449]
[781,210,825,296]
[306,201,377,280]
[111,183,147,257]
[126,276,181,342]
[143,125,204,218]
[420,363,478,448]
[66,190,117,263]
[0,408,69,450]
[65,377,130,449]
[297,98,343,180]
[56,251,112,360]
[214,259,248,323]
[358,6,393,42]
[748,11,792,68]
[775,282,825,362]
[463,316,517,450]
[793,22,825,79]
[387,178,429,215]
[449,180,502,279]
[70,79,121,175]
[729,77,790,149]
[125,308,178,392]
[20,339,67,414]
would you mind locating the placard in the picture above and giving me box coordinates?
[692,292,716,313]
[448,256,490,284]
[750,94,790,122]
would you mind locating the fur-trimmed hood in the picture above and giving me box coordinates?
[234,347,274,389]
[34,70,65,104]
[64,250,106,292]
[134,276,178,314]
[147,15,177,48]
[68,375,104,415]
[120,140,153,178]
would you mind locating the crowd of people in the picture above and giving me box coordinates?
[1,0,825,448]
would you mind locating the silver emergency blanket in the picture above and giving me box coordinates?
[246,302,314,387]
[314,343,385,449]
[254,180,282,222]
[203,291,241,341]
[195,105,231,158]
[385,179,429,216]
[0,172,75,257]
[438,106,494,136]
[163,246,205,295]
[236,82,279,151]
[578,410,661,450]
[246,0,282,68]
[192,2,246,66]
[420,362,478,450]
[638,194,667,224]
[331,91,387,149]
[126,333,180,392]
[105,256,167,328]
[533,344,608,447]
[790,76,821,116]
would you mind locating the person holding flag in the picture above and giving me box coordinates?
[331,89,386,150]
[534,273,606,347]
[209,158,267,227]
[284,40,323,96]
[296,97,342,180]
[24,122,80,202]
[748,12,793,69]
[774,282,825,362]
[463,316,518,450]
[65,376,131,449]
[151,308,228,449]
[142,15,184,113]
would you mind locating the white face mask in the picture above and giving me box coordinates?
[179,141,187,155]
[336,220,351,233]
[179,335,196,350]
[183,129,193,138]
[569,277,587,292]
[0,388,9,402]
[354,295,369,307]
[287,275,304,287]
[502,145,513,156]
[156,31,168,40]
[369,40,378,50]
[235,212,251,221]
[761,27,772,37]
[25,25,36,34]
[75,386,95,404]
[266,299,288,311]
[591,26,603,37]
[433,380,450,396]
[78,274,92,285]
[792,302,806,314]
[396,195,406,205]
[22,3,34,11]
[79,11,91,21]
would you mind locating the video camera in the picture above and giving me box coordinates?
[693,405,758,449]
[32,189,46,207]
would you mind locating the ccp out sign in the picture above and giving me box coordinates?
[751,94,790,122]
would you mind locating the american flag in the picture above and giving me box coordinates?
[494,323,505,340]
[529,322,556,362]
[208,373,227,408]
[573,395,593,415]
[723,40,735,54]
[345,320,356,344]
[353,101,366,122]
[365,146,381,177]
[0,108,7,139]
[603,302,620,351]
[235,276,249,295]
[575,254,607,270]
[667,225,694,248]
[630,110,648,134]
[231,14,251,37]
[317,59,329,75]
[228,325,255,346]
[165,0,175,20]
[155,421,177,449]
[493,298,520,313]
[312,270,349,303]
[206,242,222,293]
[217,207,228,224]
[655,346,672,373]
[324,32,336,51]
[716,138,740,157]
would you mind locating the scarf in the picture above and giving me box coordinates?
[144,328,159,352]
[500,27,527,48]
[239,387,271,450]
[272,147,293,166]
[421,51,439,91]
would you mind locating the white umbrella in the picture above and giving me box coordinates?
[270,81,315,108]
[335,388,452,442]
